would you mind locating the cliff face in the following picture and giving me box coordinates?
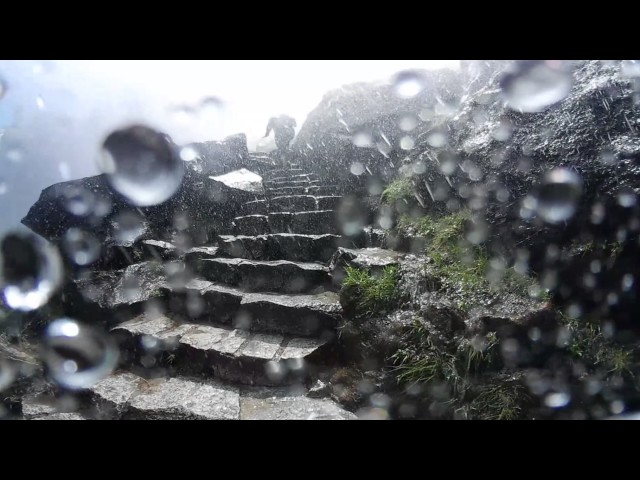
[292,69,463,183]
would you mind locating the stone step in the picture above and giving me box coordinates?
[268,210,338,235]
[242,199,269,216]
[267,173,318,183]
[269,195,317,212]
[217,233,341,262]
[264,179,320,189]
[194,257,330,293]
[112,315,331,386]
[183,246,220,267]
[268,185,343,197]
[164,279,342,336]
[265,168,304,179]
[71,372,355,419]
[233,214,270,236]
[315,195,343,211]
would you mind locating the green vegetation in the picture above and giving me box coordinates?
[343,265,403,316]
[381,178,415,205]
[565,317,635,377]
[468,380,529,420]
[390,318,529,419]
[397,210,547,311]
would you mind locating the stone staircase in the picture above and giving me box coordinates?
[25,163,375,420]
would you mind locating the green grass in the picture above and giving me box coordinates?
[343,265,403,316]
[391,317,500,399]
[566,317,635,377]
[469,381,529,420]
[381,178,415,205]
[397,210,547,310]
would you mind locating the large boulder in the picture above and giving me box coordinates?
[186,133,250,176]
[21,167,262,267]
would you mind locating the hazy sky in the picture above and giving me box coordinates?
[0,60,459,234]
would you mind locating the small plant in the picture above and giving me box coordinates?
[469,380,529,420]
[381,178,415,205]
[343,265,403,316]
[565,317,635,378]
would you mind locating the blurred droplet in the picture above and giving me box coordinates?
[356,407,390,420]
[544,392,570,408]
[622,274,634,291]
[352,131,373,148]
[179,146,199,162]
[398,115,418,131]
[0,357,16,391]
[400,136,415,150]
[111,211,147,245]
[0,232,63,311]
[617,188,637,208]
[0,180,7,195]
[534,168,583,224]
[350,162,365,176]
[100,125,185,207]
[392,70,427,99]
[6,148,23,163]
[265,360,287,383]
[426,131,447,148]
[36,95,45,109]
[42,318,119,390]
[492,119,513,141]
[621,60,640,78]
[0,77,6,99]
[62,228,101,266]
[501,61,573,112]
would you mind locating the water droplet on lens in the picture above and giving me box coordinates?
[398,115,418,131]
[0,357,16,391]
[535,168,583,224]
[63,228,101,266]
[36,96,45,109]
[350,162,365,176]
[1,232,63,311]
[0,180,7,195]
[621,60,640,78]
[0,77,7,100]
[179,146,199,162]
[501,61,573,113]
[617,187,637,208]
[392,70,427,99]
[352,131,373,148]
[42,318,118,390]
[426,132,447,148]
[544,392,570,408]
[400,136,415,150]
[110,211,147,246]
[100,125,185,206]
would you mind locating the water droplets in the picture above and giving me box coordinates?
[532,168,583,224]
[392,70,428,99]
[0,357,16,391]
[617,187,637,208]
[352,131,373,148]
[0,76,6,100]
[501,61,573,113]
[399,136,415,150]
[179,146,200,162]
[621,60,640,79]
[100,125,185,207]
[42,318,119,390]
[1,232,63,311]
[111,211,147,246]
[350,162,365,176]
[62,228,101,266]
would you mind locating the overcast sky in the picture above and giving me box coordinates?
[0,60,459,235]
